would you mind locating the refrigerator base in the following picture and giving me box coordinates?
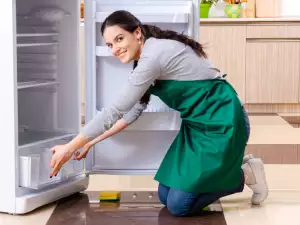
[14,176,89,214]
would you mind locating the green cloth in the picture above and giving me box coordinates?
[148,78,248,194]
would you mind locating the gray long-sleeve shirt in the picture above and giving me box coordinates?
[81,37,222,140]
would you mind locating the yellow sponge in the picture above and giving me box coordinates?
[99,191,120,201]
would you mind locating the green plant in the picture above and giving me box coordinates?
[199,0,219,18]
[200,0,219,4]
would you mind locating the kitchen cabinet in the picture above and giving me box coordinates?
[246,24,300,38]
[245,39,300,103]
[200,20,300,108]
[200,24,246,101]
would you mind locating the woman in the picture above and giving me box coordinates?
[49,10,268,216]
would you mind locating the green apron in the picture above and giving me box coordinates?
[148,78,248,194]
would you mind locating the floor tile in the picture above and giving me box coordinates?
[221,191,300,225]
[0,203,55,225]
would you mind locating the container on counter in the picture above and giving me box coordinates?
[246,0,256,17]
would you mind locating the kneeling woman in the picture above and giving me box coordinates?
[49,10,268,216]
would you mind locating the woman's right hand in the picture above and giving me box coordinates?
[73,143,92,160]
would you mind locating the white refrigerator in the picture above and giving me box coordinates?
[0,0,199,214]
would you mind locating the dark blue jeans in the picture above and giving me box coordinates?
[158,107,251,217]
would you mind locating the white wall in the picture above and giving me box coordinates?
[280,0,300,16]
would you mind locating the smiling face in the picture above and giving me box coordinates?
[103,25,143,63]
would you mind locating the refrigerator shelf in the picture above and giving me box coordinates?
[18,80,59,90]
[17,42,59,47]
[17,62,57,70]
[18,130,72,147]
[17,32,59,37]
[17,53,57,62]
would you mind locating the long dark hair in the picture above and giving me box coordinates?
[100,10,207,58]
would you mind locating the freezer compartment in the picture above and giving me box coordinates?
[19,136,85,189]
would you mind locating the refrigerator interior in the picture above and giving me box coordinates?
[85,0,198,174]
[16,0,86,194]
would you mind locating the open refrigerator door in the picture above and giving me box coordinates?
[84,0,200,175]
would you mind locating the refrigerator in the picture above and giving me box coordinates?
[0,0,199,214]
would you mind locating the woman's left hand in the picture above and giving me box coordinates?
[49,144,73,177]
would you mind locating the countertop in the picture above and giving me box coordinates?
[200,17,300,23]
